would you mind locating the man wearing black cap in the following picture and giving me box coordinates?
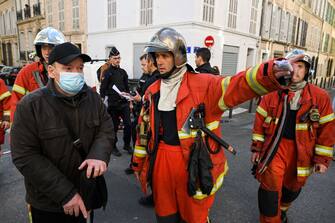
[100,46,132,156]
[11,42,114,223]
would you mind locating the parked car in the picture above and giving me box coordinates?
[0,66,21,86]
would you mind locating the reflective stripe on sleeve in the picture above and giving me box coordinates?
[218,76,232,111]
[0,91,11,100]
[315,144,334,157]
[297,167,312,177]
[245,65,269,96]
[13,84,27,95]
[319,113,335,125]
[256,106,267,118]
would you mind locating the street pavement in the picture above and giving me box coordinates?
[0,90,334,223]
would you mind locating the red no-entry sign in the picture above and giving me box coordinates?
[204,36,214,48]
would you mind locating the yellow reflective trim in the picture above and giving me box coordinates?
[264,116,272,123]
[252,133,265,142]
[178,121,220,140]
[246,65,269,95]
[193,161,229,200]
[13,84,27,95]
[134,145,147,158]
[0,91,11,101]
[296,123,308,131]
[319,113,335,125]
[315,144,334,157]
[218,76,231,111]
[297,167,312,177]
[256,106,268,118]
[3,110,10,116]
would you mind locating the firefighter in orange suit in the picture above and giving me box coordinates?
[250,50,335,223]
[131,27,303,223]
[11,27,65,120]
[0,79,11,157]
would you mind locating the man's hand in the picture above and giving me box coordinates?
[63,193,88,218]
[0,121,10,130]
[314,163,328,174]
[251,152,260,164]
[133,91,141,102]
[78,159,107,178]
[273,54,305,79]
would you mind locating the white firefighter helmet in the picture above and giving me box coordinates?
[285,49,313,79]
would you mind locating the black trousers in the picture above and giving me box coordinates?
[31,206,94,223]
[107,103,131,147]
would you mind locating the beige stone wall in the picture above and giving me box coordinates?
[45,0,87,53]
[260,0,335,78]
[16,0,46,65]
[0,0,18,66]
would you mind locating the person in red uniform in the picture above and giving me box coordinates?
[11,27,65,120]
[250,49,335,223]
[0,79,11,157]
[131,27,304,223]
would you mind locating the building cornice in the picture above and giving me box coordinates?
[17,15,45,26]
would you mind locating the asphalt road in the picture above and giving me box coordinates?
[0,90,334,223]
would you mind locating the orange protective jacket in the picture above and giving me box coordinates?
[11,62,47,120]
[133,60,283,199]
[0,79,11,144]
[251,84,335,183]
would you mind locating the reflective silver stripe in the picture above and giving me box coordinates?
[218,76,231,111]
[252,133,265,142]
[315,144,333,157]
[178,121,220,139]
[246,65,269,95]
[297,167,312,177]
[256,106,267,118]
[296,123,308,130]
[193,161,229,199]
[134,146,147,158]
[319,113,335,125]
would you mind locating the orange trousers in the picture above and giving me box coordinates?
[153,142,214,223]
[258,138,305,223]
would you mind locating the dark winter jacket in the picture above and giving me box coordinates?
[11,80,114,212]
[195,62,219,75]
[99,65,129,106]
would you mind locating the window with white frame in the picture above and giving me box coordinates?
[228,0,238,29]
[203,0,215,23]
[46,0,52,26]
[58,0,64,31]
[249,0,258,34]
[107,0,116,29]
[261,1,272,39]
[140,0,153,26]
[72,0,80,30]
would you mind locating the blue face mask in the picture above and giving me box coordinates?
[57,72,85,95]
